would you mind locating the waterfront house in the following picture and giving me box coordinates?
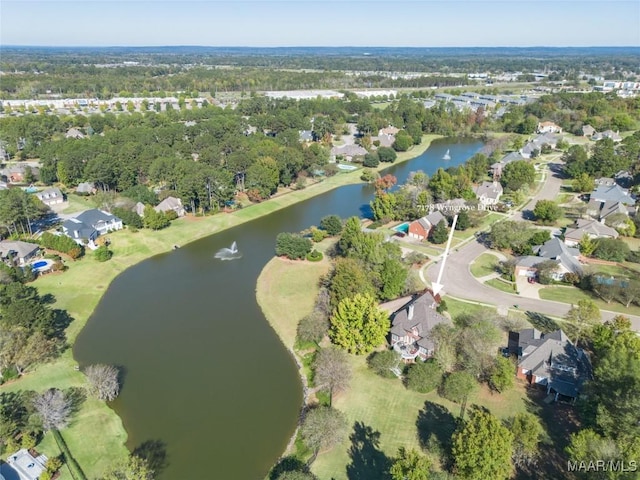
[408,211,447,241]
[536,121,563,134]
[154,196,185,217]
[0,240,40,266]
[390,291,451,361]
[62,209,122,248]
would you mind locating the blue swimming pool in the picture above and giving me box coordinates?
[25,187,38,193]
[32,261,48,269]
[393,222,410,233]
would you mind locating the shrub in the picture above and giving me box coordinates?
[40,232,84,259]
[406,360,443,393]
[296,311,329,344]
[363,153,380,168]
[367,350,401,378]
[378,146,397,163]
[440,371,477,403]
[165,210,178,221]
[306,250,323,262]
[94,246,113,262]
[319,215,343,236]
[310,228,328,243]
[436,299,448,313]
[112,207,143,229]
[361,169,379,183]
[275,233,313,260]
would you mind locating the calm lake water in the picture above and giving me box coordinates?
[73,137,482,479]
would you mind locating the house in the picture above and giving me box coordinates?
[298,130,313,142]
[65,127,85,139]
[592,130,622,142]
[509,329,591,402]
[154,196,185,217]
[594,177,616,187]
[581,125,596,137]
[408,211,447,241]
[536,121,562,134]
[590,184,635,206]
[491,152,524,177]
[379,126,400,136]
[35,187,64,207]
[515,237,583,280]
[564,219,619,247]
[1,448,48,480]
[62,209,123,248]
[0,165,39,184]
[330,144,367,162]
[473,181,503,206]
[76,182,96,194]
[135,202,146,217]
[390,291,452,361]
[0,240,40,266]
[371,134,395,148]
[520,143,540,159]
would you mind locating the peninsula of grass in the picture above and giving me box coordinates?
[1,136,443,477]
[470,253,500,278]
[255,242,530,480]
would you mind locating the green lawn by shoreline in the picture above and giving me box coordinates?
[1,135,442,477]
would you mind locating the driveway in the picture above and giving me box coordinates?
[515,160,565,221]
[424,236,640,331]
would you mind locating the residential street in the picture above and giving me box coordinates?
[424,159,640,331]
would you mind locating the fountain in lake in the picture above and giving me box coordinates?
[443,149,451,160]
[214,241,242,260]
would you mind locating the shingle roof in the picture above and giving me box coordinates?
[474,181,503,200]
[0,240,39,260]
[564,219,619,242]
[591,185,635,205]
[390,292,451,352]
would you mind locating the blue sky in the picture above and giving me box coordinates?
[1,1,639,47]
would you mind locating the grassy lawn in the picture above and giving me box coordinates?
[586,262,639,279]
[539,286,640,316]
[485,277,517,294]
[470,253,499,278]
[623,236,640,250]
[452,212,503,242]
[312,356,530,480]
[256,249,332,349]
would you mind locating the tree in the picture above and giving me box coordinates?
[378,146,397,163]
[501,160,535,191]
[533,200,562,224]
[616,280,640,308]
[406,360,443,393]
[363,152,380,168]
[313,347,352,405]
[593,238,630,262]
[392,132,413,152]
[429,220,448,244]
[296,311,329,344]
[94,245,113,262]
[275,232,313,260]
[534,260,559,285]
[441,371,477,405]
[112,207,144,229]
[329,293,390,355]
[142,205,169,230]
[33,389,71,431]
[563,145,589,178]
[565,299,600,342]
[246,157,280,199]
[300,406,347,454]
[489,356,515,393]
[389,447,431,480]
[489,221,533,252]
[578,234,597,256]
[374,174,397,193]
[328,258,376,308]
[455,210,471,230]
[510,412,543,467]
[379,258,408,301]
[102,455,154,480]
[571,173,595,193]
[367,350,401,378]
[452,408,514,480]
[319,215,343,236]
[85,364,120,401]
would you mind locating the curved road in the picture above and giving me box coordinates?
[425,158,640,331]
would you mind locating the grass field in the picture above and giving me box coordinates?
[470,253,499,278]
[485,277,517,294]
[539,286,640,316]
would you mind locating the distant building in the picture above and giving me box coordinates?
[1,448,48,480]
[154,196,185,217]
[35,187,64,207]
[536,121,563,134]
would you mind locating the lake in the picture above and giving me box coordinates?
[73,137,482,479]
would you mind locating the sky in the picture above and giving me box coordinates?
[1,1,639,47]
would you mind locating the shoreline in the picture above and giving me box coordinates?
[1,134,442,476]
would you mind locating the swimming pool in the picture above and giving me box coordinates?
[32,261,48,269]
[25,186,38,193]
[336,163,357,171]
[392,222,410,233]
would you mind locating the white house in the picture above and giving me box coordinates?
[473,181,503,206]
[536,121,562,134]
[35,187,65,207]
[62,209,122,248]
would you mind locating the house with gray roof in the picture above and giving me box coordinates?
[564,219,619,247]
[491,152,525,177]
[35,187,64,207]
[62,209,122,248]
[473,181,503,206]
[590,184,635,206]
[330,144,368,162]
[76,182,96,194]
[0,240,40,266]
[592,130,622,142]
[581,125,596,137]
[408,211,447,241]
[515,237,582,280]
[509,328,592,402]
[390,291,451,361]
[371,133,395,148]
[65,127,85,139]
[154,196,185,217]
[298,130,313,142]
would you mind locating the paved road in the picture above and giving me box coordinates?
[425,159,640,331]
[516,159,565,221]
[426,239,640,330]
